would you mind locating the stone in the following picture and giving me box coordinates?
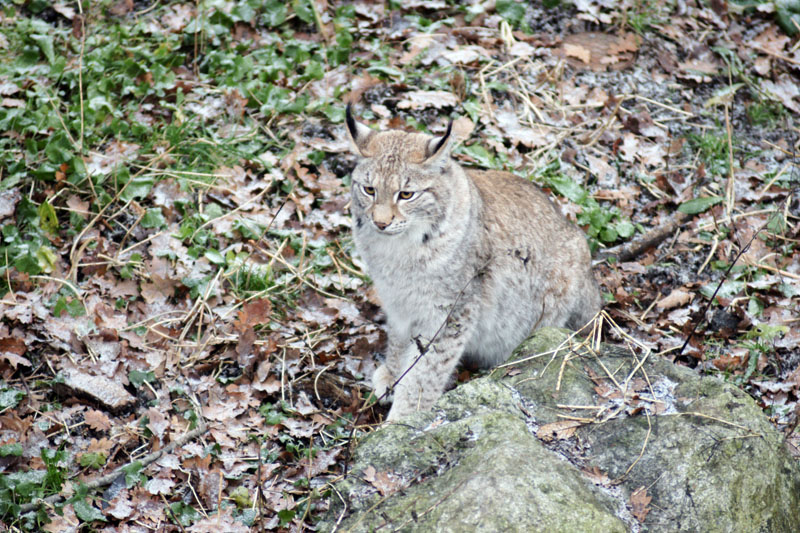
[323,328,800,532]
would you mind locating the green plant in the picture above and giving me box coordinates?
[746,99,787,126]
[530,160,636,251]
[687,131,730,177]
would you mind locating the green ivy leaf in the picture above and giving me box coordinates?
[292,0,315,24]
[36,246,58,273]
[79,452,107,469]
[496,0,526,27]
[545,175,586,203]
[38,200,59,235]
[678,196,722,214]
[0,443,23,457]
[141,208,166,229]
[120,177,155,203]
[460,144,496,169]
[615,219,635,239]
[204,249,225,265]
[129,370,156,388]
[700,280,744,299]
[122,461,146,488]
[30,33,55,64]
[169,502,201,526]
[263,0,288,27]
[0,387,25,410]
[72,498,107,523]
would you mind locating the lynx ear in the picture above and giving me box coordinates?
[424,119,454,163]
[345,103,374,157]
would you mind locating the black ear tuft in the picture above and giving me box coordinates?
[429,119,453,157]
[346,103,358,142]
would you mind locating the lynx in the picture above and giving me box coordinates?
[344,105,602,422]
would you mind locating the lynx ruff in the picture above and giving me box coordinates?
[345,106,602,422]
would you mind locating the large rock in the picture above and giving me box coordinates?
[324,328,800,532]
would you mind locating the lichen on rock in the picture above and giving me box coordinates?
[323,327,800,532]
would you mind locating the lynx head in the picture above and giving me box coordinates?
[344,105,458,238]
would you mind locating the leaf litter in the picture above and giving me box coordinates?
[0,0,798,530]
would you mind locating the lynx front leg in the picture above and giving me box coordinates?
[371,331,406,403]
[386,304,480,422]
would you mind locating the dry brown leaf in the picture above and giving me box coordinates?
[618,133,639,162]
[440,46,489,65]
[452,116,475,142]
[57,368,136,412]
[657,288,693,310]
[1,98,24,108]
[0,188,20,218]
[145,407,170,440]
[84,409,112,432]
[677,58,719,81]
[537,420,583,442]
[630,486,652,522]
[188,507,249,533]
[639,142,667,168]
[752,26,790,55]
[87,437,114,455]
[53,3,76,19]
[762,75,800,113]
[0,81,20,96]
[0,337,25,355]
[236,299,273,330]
[108,0,133,17]
[401,34,436,63]
[362,465,403,496]
[106,489,134,520]
[564,43,591,64]
[1,352,31,369]
[608,33,639,55]
[280,417,317,439]
[712,354,745,371]
[162,4,195,32]
[397,90,459,110]
[561,33,636,70]
[145,476,176,495]
[585,154,619,188]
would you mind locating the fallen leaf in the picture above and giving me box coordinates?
[630,486,652,522]
[585,154,619,187]
[84,409,112,431]
[362,465,403,496]
[53,3,76,19]
[712,354,745,371]
[564,43,591,64]
[146,407,170,441]
[56,368,136,412]
[235,299,273,330]
[536,420,583,441]
[762,75,800,113]
[397,90,459,110]
[656,289,693,309]
[146,476,176,495]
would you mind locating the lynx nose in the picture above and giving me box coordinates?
[374,219,390,230]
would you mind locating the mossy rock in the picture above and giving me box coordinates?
[323,328,800,532]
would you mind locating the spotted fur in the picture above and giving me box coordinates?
[344,107,602,421]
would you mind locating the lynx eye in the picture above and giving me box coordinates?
[362,185,376,196]
[398,191,414,200]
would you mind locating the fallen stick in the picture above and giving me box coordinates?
[595,212,693,263]
[19,421,209,514]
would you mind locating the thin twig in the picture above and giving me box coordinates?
[677,224,766,356]
[19,420,208,513]
[342,265,485,475]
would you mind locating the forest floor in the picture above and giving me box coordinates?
[0,0,798,531]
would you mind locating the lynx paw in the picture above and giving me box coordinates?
[371,364,395,404]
